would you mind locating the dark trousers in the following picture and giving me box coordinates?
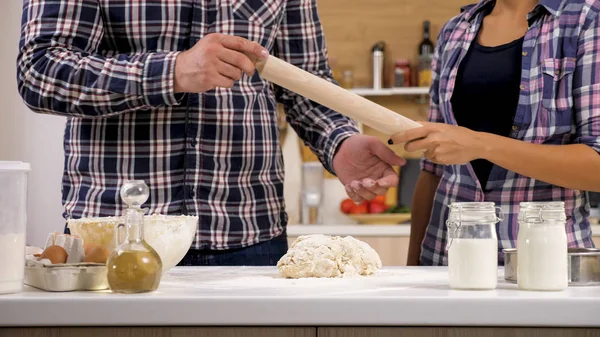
[177,232,288,266]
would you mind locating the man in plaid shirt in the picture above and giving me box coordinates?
[17,0,404,265]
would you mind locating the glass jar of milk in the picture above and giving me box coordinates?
[446,202,503,290]
[517,202,568,291]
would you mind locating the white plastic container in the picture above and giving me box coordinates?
[517,202,568,291]
[0,161,30,294]
[446,202,502,290]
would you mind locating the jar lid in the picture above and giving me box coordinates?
[0,161,31,172]
[447,202,502,223]
[518,202,566,223]
[395,59,410,66]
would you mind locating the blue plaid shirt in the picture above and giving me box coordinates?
[421,0,598,266]
[17,0,359,250]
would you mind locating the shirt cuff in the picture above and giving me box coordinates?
[142,51,185,107]
[420,157,444,177]
[574,135,600,154]
[321,123,361,176]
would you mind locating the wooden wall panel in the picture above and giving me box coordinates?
[313,0,473,157]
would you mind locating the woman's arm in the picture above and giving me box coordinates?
[392,122,600,192]
[407,171,440,266]
[479,136,600,191]
[392,14,600,192]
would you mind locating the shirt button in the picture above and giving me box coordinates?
[512,125,519,131]
[522,51,528,56]
[190,139,197,146]
[520,85,525,90]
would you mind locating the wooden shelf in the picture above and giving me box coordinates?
[350,87,429,97]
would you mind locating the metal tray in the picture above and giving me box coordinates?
[24,263,108,292]
[504,248,600,286]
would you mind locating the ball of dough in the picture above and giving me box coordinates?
[277,234,382,278]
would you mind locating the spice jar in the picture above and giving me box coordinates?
[341,70,354,89]
[393,59,411,87]
[517,202,568,291]
[446,202,503,290]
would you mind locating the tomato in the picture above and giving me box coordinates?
[340,199,355,214]
[369,202,389,214]
[371,195,386,205]
[350,201,369,214]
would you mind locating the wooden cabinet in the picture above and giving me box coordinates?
[3,327,599,337]
[318,327,600,337]
[0,328,315,337]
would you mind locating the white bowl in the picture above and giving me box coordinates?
[67,214,197,273]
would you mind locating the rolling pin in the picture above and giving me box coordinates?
[254,55,423,135]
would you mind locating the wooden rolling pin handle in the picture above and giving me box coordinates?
[253,56,422,136]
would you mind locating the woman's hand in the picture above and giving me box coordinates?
[390,122,486,165]
[391,122,600,192]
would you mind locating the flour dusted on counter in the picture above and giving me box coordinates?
[277,234,382,278]
[162,267,444,291]
[0,233,26,294]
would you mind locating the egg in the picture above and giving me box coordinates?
[83,242,100,256]
[39,245,68,264]
[83,245,110,264]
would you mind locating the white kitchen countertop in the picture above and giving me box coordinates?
[1,266,599,327]
[287,224,600,237]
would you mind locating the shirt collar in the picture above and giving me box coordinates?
[537,0,563,16]
[460,0,564,23]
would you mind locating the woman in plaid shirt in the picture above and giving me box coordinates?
[391,0,600,266]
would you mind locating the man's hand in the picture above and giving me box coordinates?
[333,135,406,202]
[390,122,485,165]
[174,33,269,93]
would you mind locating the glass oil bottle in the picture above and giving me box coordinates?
[107,180,163,293]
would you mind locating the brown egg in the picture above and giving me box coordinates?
[83,242,100,256]
[83,245,110,264]
[40,245,68,264]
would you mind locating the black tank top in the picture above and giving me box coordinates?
[451,35,524,189]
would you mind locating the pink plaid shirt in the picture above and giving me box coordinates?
[420,0,598,265]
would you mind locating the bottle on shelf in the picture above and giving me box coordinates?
[372,41,386,90]
[418,20,435,88]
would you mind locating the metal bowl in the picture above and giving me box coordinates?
[503,248,600,286]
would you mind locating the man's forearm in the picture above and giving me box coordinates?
[407,170,440,266]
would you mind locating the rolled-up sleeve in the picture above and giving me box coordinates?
[573,13,600,153]
[17,0,183,119]
[420,28,446,177]
[273,0,360,175]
